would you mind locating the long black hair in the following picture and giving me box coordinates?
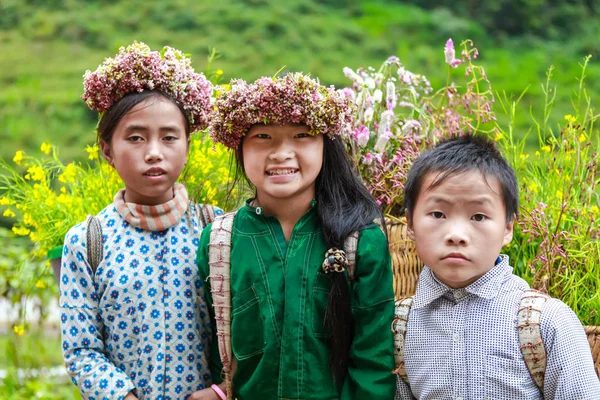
[234,130,385,387]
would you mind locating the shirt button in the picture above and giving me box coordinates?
[452,332,460,343]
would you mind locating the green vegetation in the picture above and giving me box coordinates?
[1,0,598,166]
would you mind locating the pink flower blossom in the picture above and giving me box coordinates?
[354,126,370,148]
[444,39,461,68]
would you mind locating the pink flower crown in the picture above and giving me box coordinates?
[82,41,213,133]
[209,73,354,148]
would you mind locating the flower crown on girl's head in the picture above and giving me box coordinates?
[209,72,354,149]
[82,41,213,133]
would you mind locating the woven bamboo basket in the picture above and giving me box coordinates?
[584,326,600,378]
[385,217,600,378]
[385,216,423,299]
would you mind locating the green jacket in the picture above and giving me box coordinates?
[197,202,395,399]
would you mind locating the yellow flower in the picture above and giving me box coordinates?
[578,133,587,143]
[216,69,223,76]
[564,114,576,123]
[25,165,45,181]
[0,197,15,206]
[528,181,538,193]
[40,142,52,155]
[3,209,16,217]
[86,144,99,160]
[519,153,529,160]
[556,190,563,199]
[541,145,551,153]
[59,163,78,183]
[35,280,46,289]
[12,226,31,236]
[494,132,503,142]
[592,205,599,214]
[13,325,25,336]
[535,151,540,157]
[13,150,24,166]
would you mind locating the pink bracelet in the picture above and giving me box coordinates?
[211,384,226,400]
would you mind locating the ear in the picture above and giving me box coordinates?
[405,209,415,240]
[184,137,191,165]
[502,216,515,247]
[100,141,115,167]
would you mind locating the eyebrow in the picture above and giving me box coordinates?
[125,124,182,133]
[428,196,494,206]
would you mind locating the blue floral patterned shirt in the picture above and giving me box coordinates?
[395,255,600,400]
[59,187,221,400]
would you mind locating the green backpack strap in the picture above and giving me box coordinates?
[518,289,549,392]
[392,296,414,381]
[208,211,237,399]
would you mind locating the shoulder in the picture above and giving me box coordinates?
[540,297,582,329]
[64,220,87,252]
[356,221,388,250]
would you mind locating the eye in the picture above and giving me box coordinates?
[472,213,487,222]
[430,211,445,219]
[163,135,179,142]
[127,135,144,142]
[295,132,311,138]
[254,133,270,139]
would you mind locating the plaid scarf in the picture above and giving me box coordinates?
[113,184,189,231]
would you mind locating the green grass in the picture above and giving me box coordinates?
[0,329,63,369]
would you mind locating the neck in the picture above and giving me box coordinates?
[254,190,314,241]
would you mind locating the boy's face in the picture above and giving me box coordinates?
[407,170,514,289]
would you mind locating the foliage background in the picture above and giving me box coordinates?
[0,0,599,397]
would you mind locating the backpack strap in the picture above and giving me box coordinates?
[208,211,236,399]
[392,296,414,381]
[518,289,549,391]
[344,231,359,280]
[198,204,223,228]
[85,215,103,275]
[344,220,386,281]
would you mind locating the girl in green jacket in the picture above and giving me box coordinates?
[198,73,396,400]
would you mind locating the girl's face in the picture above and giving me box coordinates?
[242,123,324,207]
[101,97,189,205]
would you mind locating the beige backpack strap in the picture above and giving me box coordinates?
[198,204,223,228]
[86,215,103,276]
[344,231,359,280]
[392,296,414,381]
[518,289,549,391]
[208,211,236,399]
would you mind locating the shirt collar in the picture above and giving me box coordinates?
[413,254,513,309]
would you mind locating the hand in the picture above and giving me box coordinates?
[187,387,220,400]
[124,392,138,400]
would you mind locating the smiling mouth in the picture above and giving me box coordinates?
[144,170,166,176]
[266,169,298,176]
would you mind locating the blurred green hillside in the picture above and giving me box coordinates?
[1,0,598,164]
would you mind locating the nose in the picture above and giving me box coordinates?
[145,139,163,163]
[269,141,294,162]
[445,220,469,246]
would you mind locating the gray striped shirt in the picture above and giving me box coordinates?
[395,255,600,399]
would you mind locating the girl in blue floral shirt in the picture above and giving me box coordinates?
[59,42,222,400]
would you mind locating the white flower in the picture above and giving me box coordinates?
[374,130,392,152]
[364,107,374,123]
[372,89,383,104]
[402,119,421,133]
[343,67,364,86]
